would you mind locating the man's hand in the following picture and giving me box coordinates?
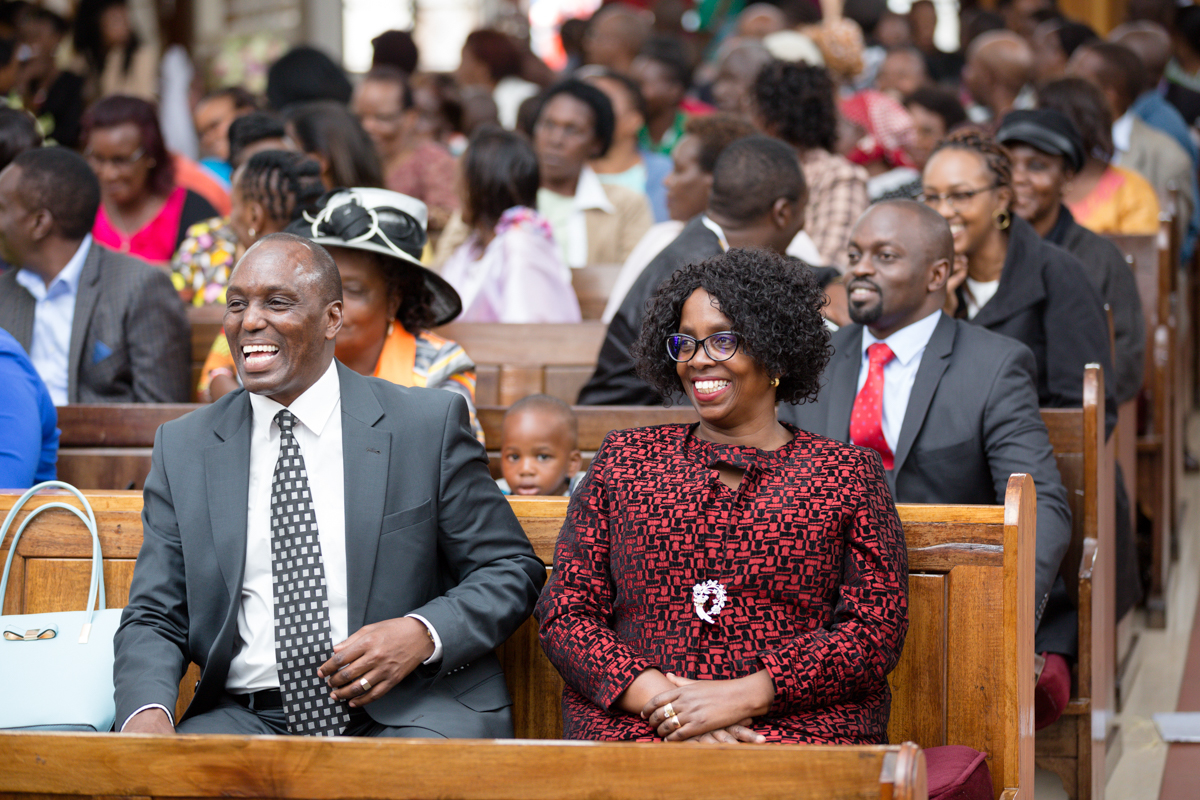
[122,707,175,735]
[641,671,774,742]
[318,617,435,707]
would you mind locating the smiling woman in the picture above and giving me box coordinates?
[535,249,909,745]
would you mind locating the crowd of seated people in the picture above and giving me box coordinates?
[1,5,1198,796]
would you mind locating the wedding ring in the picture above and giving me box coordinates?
[669,715,683,731]
[662,703,677,719]
[359,677,372,692]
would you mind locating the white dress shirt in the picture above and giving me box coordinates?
[538,165,617,268]
[13,235,92,405]
[1111,111,1134,166]
[856,310,942,456]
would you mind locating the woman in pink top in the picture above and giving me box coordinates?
[84,95,218,265]
[441,128,580,323]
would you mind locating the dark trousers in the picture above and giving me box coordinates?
[175,694,445,737]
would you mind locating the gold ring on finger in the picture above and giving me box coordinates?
[662,702,677,719]
[360,677,372,692]
[670,715,683,731]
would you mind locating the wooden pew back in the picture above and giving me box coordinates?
[0,478,1034,800]
[0,734,927,800]
[189,305,224,402]
[1036,367,1116,797]
[572,263,622,320]
[434,323,607,406]
[54,404,199,490]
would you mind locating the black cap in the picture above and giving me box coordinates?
[996,109,1086,173]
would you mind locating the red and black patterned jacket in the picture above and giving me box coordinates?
[535,423,908,743]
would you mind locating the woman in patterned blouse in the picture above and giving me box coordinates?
[536,249,908,744]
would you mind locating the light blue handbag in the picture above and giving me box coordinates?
[0,481,122,731]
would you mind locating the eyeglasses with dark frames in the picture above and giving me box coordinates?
[666,331,740,362]
[917,183,999,211]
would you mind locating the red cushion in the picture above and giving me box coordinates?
[926,745,992,800]
[1035,652,1072,730]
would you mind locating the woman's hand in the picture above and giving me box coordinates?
[641,671,775,742]
[943,254,968,317]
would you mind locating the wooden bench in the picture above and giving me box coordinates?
[0,475,1035,800]
[433,323,607,406]
[572,263,622,320]
[1105,228,1177,629]
[1035,366,1117,800]
[188,305,224,402]
[54,404,200,490]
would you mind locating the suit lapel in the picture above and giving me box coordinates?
[336,363,390,633]
[205,392,252,601]
[892,314,956,476]
[969,218,1044,328]
[826,326,864,441]
[67,245,103,402]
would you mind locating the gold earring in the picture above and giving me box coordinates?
[248,227,256,240]
[770,376,780,388]
[992,208,1011,230]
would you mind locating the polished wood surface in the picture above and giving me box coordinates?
[1,479,1034,800]
[1036,366,1117,800]
[571,263,622,321]
[434,322,607,405]
[189,305,224,402]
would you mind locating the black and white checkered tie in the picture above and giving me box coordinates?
[270,409,351,736]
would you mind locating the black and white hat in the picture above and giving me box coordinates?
[287,188,463,326]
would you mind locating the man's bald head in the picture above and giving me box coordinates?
[845,200,953,336]
[1110,22,1171,83]
[241,232,342,305]
[968,30,1035,91]
[586,5,652,71]
[737,4,786,39]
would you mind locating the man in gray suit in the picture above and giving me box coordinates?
[781,200,1072,659]
[115,233,545,737]
[0,147,189,404]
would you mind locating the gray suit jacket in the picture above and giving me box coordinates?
[0,242,190,402]
[780,314,1072,640]
[113,363,546,736]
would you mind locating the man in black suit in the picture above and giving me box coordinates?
[578,135,810,405]
[115,233,544,737]
[0,147,190,403]
[781,200,1072,660]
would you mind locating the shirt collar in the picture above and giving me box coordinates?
[573,166,616,214]
[14,235,92,299]
[248,358,341,437]
[861,309,942,367]
[1112,111,1134,154]
[699,214,729,251]
[1044,204,1074,246]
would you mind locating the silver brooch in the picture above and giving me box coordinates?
[692,580,727,624]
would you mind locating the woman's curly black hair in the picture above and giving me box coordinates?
[753,60,838,153]
[371,252,437,335]
[631,248,831,405]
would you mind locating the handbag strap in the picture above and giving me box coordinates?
[0,482,104,625]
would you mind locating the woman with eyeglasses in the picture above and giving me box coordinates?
[83,95,218,265]
[920,127,1115,419]
[535,248,908,744]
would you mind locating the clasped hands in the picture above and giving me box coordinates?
[626,669,774,744]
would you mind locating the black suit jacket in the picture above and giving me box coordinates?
[781,314,1072,643]
[1045,205,1145,406]
[113,363,546,736]
[0,241,190,402]
[577,217,723,406]
[959,216,1116,435]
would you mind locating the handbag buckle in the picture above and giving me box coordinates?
[3,625,57,641]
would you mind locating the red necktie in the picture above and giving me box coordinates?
[850,342,896,469]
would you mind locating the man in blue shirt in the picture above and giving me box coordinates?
[0,328,58,488]
[1111,23,1199,169]
[0,148,190,403]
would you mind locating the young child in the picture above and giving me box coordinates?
[497,395,583,497]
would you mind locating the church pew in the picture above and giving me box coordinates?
[188,305,224,402]
[53,404,200,490]
[1035,366,1117,800]
[434,322,607,406]
[1105,228,1177,629]
[572,262,622,320]
[0,474,1035,800]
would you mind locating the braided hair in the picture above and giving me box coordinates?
[927,127,1015,210]
[237,150,326,227]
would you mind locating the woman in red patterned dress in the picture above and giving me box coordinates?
[535,248,908,744]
